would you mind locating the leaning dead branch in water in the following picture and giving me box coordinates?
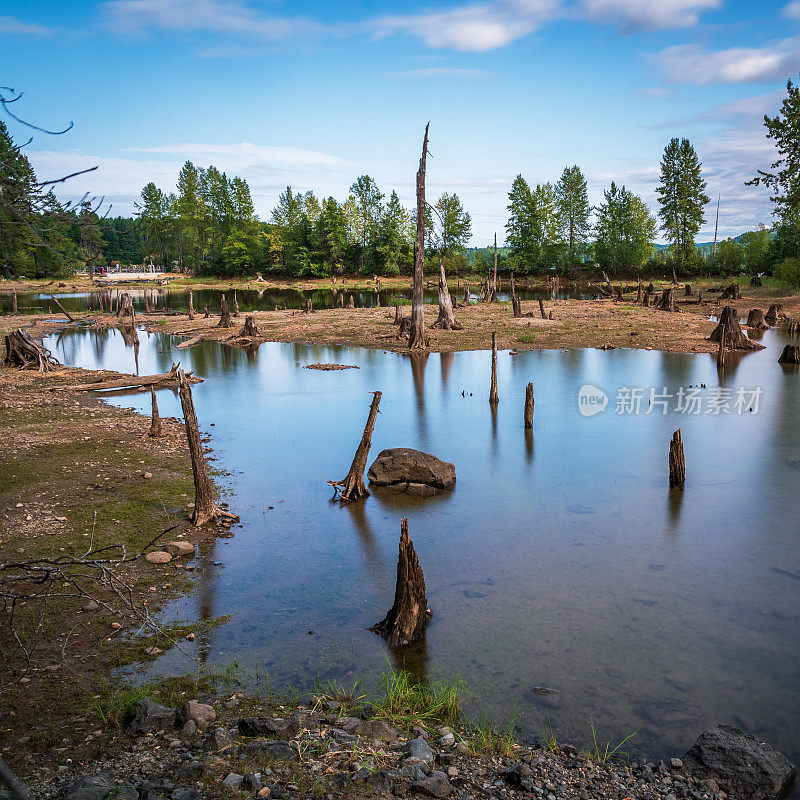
[177,369,239,527]
[4,328,61,372]
[53,362,201,392]
[304,363,359,371]
[370,516,431,648]
[49,294,75,322]
[669,429,685,488]
[328,390,382,502]
[710,305,765,351]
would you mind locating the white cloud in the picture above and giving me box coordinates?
[0,15,52,34]
[638,87,673,98]
[783,1,800,19]
[652,38,800,85]
[579,0,721,31]
[386,68,490,77]
[370,0,561,52]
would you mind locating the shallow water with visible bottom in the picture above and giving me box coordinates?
[45,323,800,774]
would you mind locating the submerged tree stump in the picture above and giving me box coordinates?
[656,287,676,312]
[789,321,800,335]
[710,306,764,351]
[489,331,499,405]
[177,369,239,527]
[148,386,162,438]
[746,309,769,329]
[4,328,60,372]
[524,382,534,429]
[240,315,259,337]
[217,294,234,328]
[370,517,431,647]
[778,345,800,364]
[669,429,685,488]
[328,391,382,502]
[765,304,782,324]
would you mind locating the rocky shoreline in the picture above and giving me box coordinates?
[11,692,795,800]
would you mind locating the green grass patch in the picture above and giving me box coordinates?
[516,334,536,344]
[371,667,463,727]
[467,711,518,756]
[584,718,638,764]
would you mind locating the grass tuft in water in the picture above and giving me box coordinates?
[541,715,559,752]
[584,718,638,764]
[468,711,518,756]
[373,667,463,727]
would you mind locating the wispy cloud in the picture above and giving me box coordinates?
[0,15,53,35]
[370,0,561,52]
[125,142,351,168]
[644,90,783,129]
[386,67,490,77]
[783,1,800,19]
[579,0,721,32]
[652,37,800,85]
[638,87,673,98]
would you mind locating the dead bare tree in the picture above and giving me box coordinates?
[148,386,162,437]
[370,517,431,647]
[328,391,382,501]
[490,233,498,302]
[510,273,522,318]
[408,124,429,350]
[539,298,546,319]
[4,328,60,372]
[489,331,499,404]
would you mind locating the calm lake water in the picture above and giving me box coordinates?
[45,324,800,771]
[5,284,588,315]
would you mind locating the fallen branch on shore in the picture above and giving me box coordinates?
[51,363,202,392]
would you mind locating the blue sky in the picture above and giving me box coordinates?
[3,0,799,243]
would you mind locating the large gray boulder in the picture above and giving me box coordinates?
[682,724,796,800]
[129,698,176,735]
[368,448,455,491]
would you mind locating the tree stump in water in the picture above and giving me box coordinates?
[721,284,741,300]
[510,274,522,318]
[177,369,239,526]
[656,287,676,312]
[746,309,769,329]
[148,386,162,438]
[669,429,685,488]
[328,391,381,502]
[117,292,134,320]
[489,331,499,404]
[370,517,431,647]
[710,306,765,351]
[347,295,355,309]
[765,304,782,324]
[233,292,240,317]
[778,345,800,364]
[188,291,195,320]
[217,294,234,328]
[788,321,800,334]
[240,315,259,337]
[463,283,470,305]
[685,284,692,296]
[4,328,61,371]
[524,382,534,429]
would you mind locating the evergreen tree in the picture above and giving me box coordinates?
[655,137,709,271]
[556,165,590,271]
[595,182,656,272]
[138,182,173,269]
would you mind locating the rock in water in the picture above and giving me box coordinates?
[683,724,796,800]
[368,448,456,490]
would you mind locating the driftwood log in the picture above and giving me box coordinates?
[669,429,685,488]
[778,345,800,364]
[746,309,769,329]
[148,386,162,437]
[49,295,75,322]
[217,294,233,328]
[53,363,202,392]
[524,382,534,429]
[489,331,499,404]
[370,517,431,647]
[4,328,61,372]
[177,368,239,526]
[328,391,382,502]
[710,306,765,351]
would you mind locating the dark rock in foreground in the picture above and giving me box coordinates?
[683,724,796,800]
[368,448,455,491]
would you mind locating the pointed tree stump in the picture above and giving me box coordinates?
[347,295,355,309]
[778,345,800,364]
[177,369,239,527]
[409,124,429,350]
[765,304,782,324]
[656,287,676,312]
[4,328,60,372]
[240,315,259,337]
[303,298,313,314]
[394,305,402,325]
[188,291,195,320]
[489,331,499,404]
[12,291,18,315]
[685,284,692,296]
[524,382,534,429]
[117,292,134,320]
[148,386,162,438]
[328,391,381,502]
[233,292,240,317]
[370,517,431,648]
[710,306,765,351]
[510,273,522,318]
[217,294,234,328]
[669,429,685,488]
[432,257,461,330]
[746,309,769,329]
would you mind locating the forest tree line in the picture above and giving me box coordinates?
[1,75,798,282]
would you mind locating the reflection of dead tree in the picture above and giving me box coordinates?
[328,391,382,502]
[177,369,239,526]
[4,329,60,372]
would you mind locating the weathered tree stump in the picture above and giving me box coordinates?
[12,291,18,315]
[697,290,703,304]
[656,287,676,312]
[338,293,344,308]
[233,292,240,317]
[217,294,234,328]
[636,278,643,304]
[432,257,461,329]
[669,429,685,488]
[347,295,355,309]
[148,386,162,437]
[750,275,763,286]
[240,315,259,337]
[685,284,692,296]
[397,317,411,339]
[394,305,402,325]
[538,298,546,319]
[489,331,499,404]
[778,345,800,364]
[765,304,782,324]
[746,309,769,329]
[710,306,765,351]
[328,391,382,502]
[524,382,534,429]
[720,284,741,300]
[177,369,239,526]
[203,307,210,318]
[510,274,522,318]
[303,298,313,314]
[117,292,134,320]
[4,328,60,372]
[188,291,195,320]
[463,283,470,305]
[642,285,653,307]
[716,325,727,368]
[370,516,431,647]
[788,321,800,334]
